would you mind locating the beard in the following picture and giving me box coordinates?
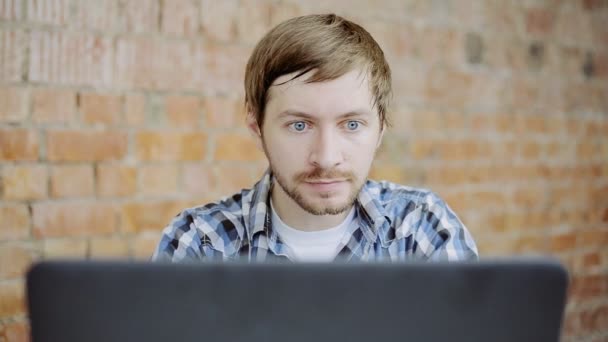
[271,164,363,216]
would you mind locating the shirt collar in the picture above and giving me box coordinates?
[246,169,273,239]
[355,180,391,245]
[245,169,390,245]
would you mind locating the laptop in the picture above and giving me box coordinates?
[27,259,568,342]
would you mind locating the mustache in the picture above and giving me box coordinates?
[295,168,355,182]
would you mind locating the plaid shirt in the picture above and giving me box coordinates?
[152,170,478,263]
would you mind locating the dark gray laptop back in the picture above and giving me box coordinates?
[27,260,568,342]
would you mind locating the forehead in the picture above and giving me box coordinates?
[265,69,375,118]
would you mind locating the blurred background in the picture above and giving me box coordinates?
[0,0,607,341]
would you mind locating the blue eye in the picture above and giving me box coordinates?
[291,121,307,132]
[346,121,359,130]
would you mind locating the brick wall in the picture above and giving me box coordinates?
[0,0,606,340]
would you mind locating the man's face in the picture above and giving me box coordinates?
[250,69,383,216]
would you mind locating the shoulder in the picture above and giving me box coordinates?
[364,179,442,212]
[365,179,478,260]
[153,189,253,261]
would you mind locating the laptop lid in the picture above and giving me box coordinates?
[27,259,568,342]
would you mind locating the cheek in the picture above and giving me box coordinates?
[346,133,380,160]
[265,135,309,167]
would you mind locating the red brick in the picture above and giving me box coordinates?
[132,232,160,259]
[581,251,601,268]
[47,130,127,161]
[580,306,608,333]
[512,234,546,253]
[203,96,243,128]
[138,164,179,196]
[0,28,25,82]
[468,191,507,209]
[441,191,469,215]
[0,128,39,161]
[269,0,303,27]
[26,0,70,25]
[484,37,528,72]
[493,113,515,134]
[201,42,250,96]
[121,201,185,233]
[570,274,607,301]
[525,8,555,36]
[0,242,37,279]
[80,92,123,125]
[115,37,202,90]
[29,31,114,87]
[410,111,442,133]
[556,46,586,79]
[426,166,468,186]
[181,163,217,200]
[161,0,200,36]
[441,140,490,161]
[165,95,201,127]
[424,67,474,108]
[32,202,117,238]
[74,0,159,33]
[43,238,88,258]
[122,0,159,33]
[374,134,402,163]
[72,0,119,31]
[576,141,597,161]
[0,0,23,20]
[124,94,146,126]
[513,188,546,209]
[235,0,272,44]
[0,204,30,241]
[31,88,76,123]
[578,230,608,248]
[213,132,265,162]
[96,164,137,198]
[0,320,29,342]
[414,26,463,66]
[200,0,238,42]
[554,3,594,46]
[581,0,606,10]
[89,236,129,258]
[1,165,48,200]
[0,280,25,318]
[550,233,578,253]
[475,237,516,257]
[212,164,258,196]
[408,139,436,160]
[0,86,27,122]
[593,51,608,80]
[561,310,580,338]
[369,164,407,184]
[521,141,542,159]
[50,164,94,198]
[391,63,426,105]
[135,131,206,161]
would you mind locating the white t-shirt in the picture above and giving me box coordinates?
[271,201,355,262]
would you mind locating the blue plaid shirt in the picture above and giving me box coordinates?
[153,170,478,262]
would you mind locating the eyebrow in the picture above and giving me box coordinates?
[277,109,373,120]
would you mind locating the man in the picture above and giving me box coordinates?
[153,14,478,263]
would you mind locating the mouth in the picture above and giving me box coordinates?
[303,179,348,192]
[304,179,347,184]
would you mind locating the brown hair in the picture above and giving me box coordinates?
[244,14,392,129]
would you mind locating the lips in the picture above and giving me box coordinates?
[304,179,347,184]
[303,179,347,192]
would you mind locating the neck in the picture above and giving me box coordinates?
[271,183,352,232]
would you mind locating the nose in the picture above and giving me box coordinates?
[308,127,343,169]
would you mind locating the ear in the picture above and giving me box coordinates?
[246,106,264,151]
